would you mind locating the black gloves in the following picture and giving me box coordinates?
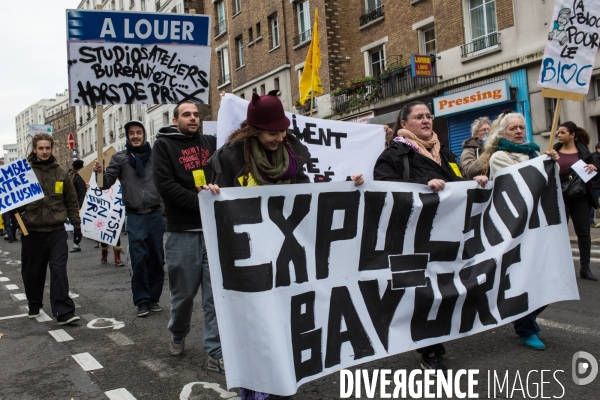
[73,228,82,245]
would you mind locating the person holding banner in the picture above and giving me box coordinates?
[209,91,363,400]
[152,101,224,372]
[373,101,488,376]
[93,120,165,318]
[553,121,600,281]
[69,160,87,253]
[18,133,81,325]
[483,112,560,350]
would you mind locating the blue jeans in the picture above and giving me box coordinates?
[514,306,546,337]
[126,210,165,307]
[165,231,222,359]
[3,213,17,239]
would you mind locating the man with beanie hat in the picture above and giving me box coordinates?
[152,101,224,372]
[93,120,165,318]
[69,159,87,253]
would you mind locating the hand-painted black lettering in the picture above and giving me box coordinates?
[411,273,459,341]
[415,193,460,261]
[290,291,323,382]
[497,244,529,319]
[268,194,311,287]
[359,192,413,271]
[483,199,503,246]
[315,191,360,279]
[358,279,405,352]
[214,198,273,292]
[78,46,98,63]
[462,188,493,260]
[518,161,561,229]
[493,174,528,238]
[306,158,320,174]
[325,286,375,368]
[458,258,498,333]
[392,270,426,288]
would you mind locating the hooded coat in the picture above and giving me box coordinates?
[459,137,485,179]
[152,125,217,231]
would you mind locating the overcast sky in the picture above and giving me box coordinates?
[0,1,81,157]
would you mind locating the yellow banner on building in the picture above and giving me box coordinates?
[298,9,323,105]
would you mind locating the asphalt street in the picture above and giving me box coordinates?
[1,228,600,400]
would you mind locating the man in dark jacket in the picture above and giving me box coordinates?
[93,120,164,318]
[152,101,224,373]
[69,160,87,253]
[592,143,600,227]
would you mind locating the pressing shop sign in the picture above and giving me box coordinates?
[433,80,510,117]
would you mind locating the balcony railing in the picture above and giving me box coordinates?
[461,32,501,58]
[156,0,161,10]
[293,29,311,47]
[214,20,226,37]
[218,74,231,86]
[331,57,438,115]
[359,5,384,26]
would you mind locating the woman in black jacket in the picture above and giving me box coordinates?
[554,121,600,281]
[374,101,488,376]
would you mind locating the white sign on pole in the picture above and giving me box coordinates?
[537,0,600,94]
[80,173,125,246]
[0,158,45,213]
[202,121,217,137]
[217,94,384,182]
[66,10,212,106]
[199,157,578,396]
[29,125,53,136]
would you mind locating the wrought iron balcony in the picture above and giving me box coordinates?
[293,29,311,47]
[359,5,384,26]
[156,0,161,11]
[214,20,227,37]
[217,74,230,86]
[461,32,501,58]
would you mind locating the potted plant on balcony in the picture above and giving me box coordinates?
[379,64,403,80]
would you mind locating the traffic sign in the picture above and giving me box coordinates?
[68,134,75,149]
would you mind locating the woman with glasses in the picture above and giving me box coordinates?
[460,117,491,178]
[480,112,559,351]
[374,101,488,376]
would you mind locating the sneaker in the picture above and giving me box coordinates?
[594,223,600,228]
[207,355,225,374]
[171,336,185,356]
[137,303,149,317]
[57,313,80,325]
[149,302,162,312]
[28,307,40,319]
[519,334,545,350]
[420,353,448,377]
[69,246,81,253]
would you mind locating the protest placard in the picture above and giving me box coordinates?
[66,10,211,106]
[199,156,578,396]
[80,173,125,246]
[217,94,384,182]
[0,158,45,214]
[537,0,600,94]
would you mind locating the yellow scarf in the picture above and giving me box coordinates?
[396,129,441,165]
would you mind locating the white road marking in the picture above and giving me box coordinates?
[179,382,240,399]
[5,260,21,265]
[107,332,134,346]
[69,291,79,298]
[36,309,52,322]
[72,353,103,371]
[0,270,3,273]
[12,293,26,301]
[537,318,599,336]
[5,284,18,290]
[87,318,125,330]
[48,329,74,342]
[0,313,27,320]
[141,359,172,378]
[105,388,137,400]
[0,277,10,282]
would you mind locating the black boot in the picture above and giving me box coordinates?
[580,266,598,281]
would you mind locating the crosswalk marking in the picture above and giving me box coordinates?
[0,277,9,281]
[107,332,134,346]
[12,293,26,300]
[0,313,27,320]
[72,353,103,371]
[36,309,52,322]
[141,359,173,378]
[5,284,18,290]
[48,329,74,342]
[105,388,137,400]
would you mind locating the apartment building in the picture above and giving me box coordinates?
[45,90,78,170]
[3,144,19,164]
[15,98,55,158]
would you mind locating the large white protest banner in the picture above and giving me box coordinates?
[200,157,578,396]
[0,159,44,213]
[537,0,600,94]
[80,174,125,246]
[217,94,384,182]
[66,10,211,106]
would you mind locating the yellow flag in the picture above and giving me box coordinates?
[299,9,323,105]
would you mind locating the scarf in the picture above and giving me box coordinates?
[245,137,298,186]
[393,129,441,165]
[496,138,540,159]
[30,155,55,165]
[125,141,151,176]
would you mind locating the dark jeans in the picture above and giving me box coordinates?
[126,210,165,306]
[3,213,17,240]
[565,195,593,268]
[514,307,547,337]
[21,229,75,318]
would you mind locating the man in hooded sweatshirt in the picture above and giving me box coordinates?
[152,101,224,374]
[93,120,165,318]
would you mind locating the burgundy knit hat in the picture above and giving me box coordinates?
[247,90,290,131]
